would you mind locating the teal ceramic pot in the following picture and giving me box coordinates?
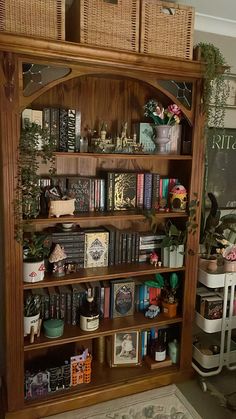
[43,319,64,338]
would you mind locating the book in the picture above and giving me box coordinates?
[136,173,144,210]
[110,279,135,318]
[50,108,60,150]
[102,281,110,319]
[67,109,76,152]
[71,284,86,325]
[103,225,117,266]
[143,173,153,210]
[67,176,94,213]
[113,172,137,211]
[152,173,160,210]
[59,108,68,151]
[84,228,109,268]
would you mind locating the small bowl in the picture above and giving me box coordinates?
[62,223,74,230]
[43,319,64,338]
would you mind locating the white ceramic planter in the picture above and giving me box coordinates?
[23,260,45,283]
[162,245,184,268]
[24,313,40,336]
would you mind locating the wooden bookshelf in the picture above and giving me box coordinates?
[0,32,205,419]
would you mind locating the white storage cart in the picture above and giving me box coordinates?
[192,269,236,391]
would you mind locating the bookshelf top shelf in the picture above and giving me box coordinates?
[24,312,183,351]
[55,152,193,160]
[23,263,185,289]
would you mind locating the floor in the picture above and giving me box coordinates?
[178,368,236,419]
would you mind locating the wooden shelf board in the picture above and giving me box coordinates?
[23,263,185,289]
[24,363,179,407]
[24,313,183,351]
[55,152,192,160]
[23,211,188,225]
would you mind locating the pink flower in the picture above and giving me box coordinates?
[167,104,182,117]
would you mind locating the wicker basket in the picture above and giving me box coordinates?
[0,0,65,40]
[140,0,194,60]
[67,0,140,52]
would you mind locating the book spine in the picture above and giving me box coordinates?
[126,232,132,263]
[66,289,72,325]
[67,109,76,152]
[136,173,144,210]
[104,284,110,319]
[108,229,115,266]
[49,292,56,319]
[50,108,60,151]
[139,284,145,312]
[135,231,140,263]
[89,179,95,212]
[114,229,121,265]
[75,110,81,152]
[152,173,160,210]
[94,179,100,211]
[99,179,105,212]
[141,330,148,358]
[100,283,105,319]
[71,289,80,326]
[106,173,114,211]
[59,289,66,320]
[59,108,68,152]
[121,232,127,263]
[131,232,136,263]
[55,291,60,320]
[144,173,153,210]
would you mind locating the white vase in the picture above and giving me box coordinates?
[162,245,184,268]
[153,125,171,153]
[24,313,40,336]
[23,260,45,283]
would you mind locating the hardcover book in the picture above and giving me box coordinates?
[67,177,94,213]
[113,172,137,211]
[84,229,109,268]
[67,109,76,152]
[110,279,135,318]
[59,108,68,151]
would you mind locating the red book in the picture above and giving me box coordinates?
[137,173,144,210]
[149,287,161,306]
[103,281,110,319]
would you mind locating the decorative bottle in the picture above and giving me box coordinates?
[154,330,166,362]
[80,295,99,332]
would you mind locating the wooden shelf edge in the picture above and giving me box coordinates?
[24,314,183,351]
[55,152,193,160]
[23,211,188,225]
[23,264,185,289]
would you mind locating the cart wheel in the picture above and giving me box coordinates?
[199,377,207,392]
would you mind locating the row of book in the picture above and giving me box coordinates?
[22,107,81,153]
[49,226,164,268]
[25,349,91,400]
[28,277,175,326]
[39,172,179,216]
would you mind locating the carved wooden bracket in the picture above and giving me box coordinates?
[2,51,15,102]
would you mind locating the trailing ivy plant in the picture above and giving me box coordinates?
[15,122,56,242]
[196,42,229,129]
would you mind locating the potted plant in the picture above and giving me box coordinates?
[24,293,41,336]
[144,99,182,153]
[15,122,56,239]
[195,42,229,128]
[161,220,185,268]
[161,273,179,318]
[23,233,51,283]
[199,193,236,271]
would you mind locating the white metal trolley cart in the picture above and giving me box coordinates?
[192,269,236,392]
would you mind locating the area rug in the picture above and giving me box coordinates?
[43,384,201,419]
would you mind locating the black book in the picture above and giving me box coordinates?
[103,224,116,266]
[59,108,68,151]
[67,109,76,152]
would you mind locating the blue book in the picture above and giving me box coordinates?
[144,173,153,210]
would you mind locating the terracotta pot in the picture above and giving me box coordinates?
[224,260,236,272]
[162,301,178,318]
[207,258,218,273]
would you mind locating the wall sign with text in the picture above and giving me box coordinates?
[205,128,236,208]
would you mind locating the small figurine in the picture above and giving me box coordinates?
[145,304,160,319]
[49,244,67,277]
[150,251,158,267]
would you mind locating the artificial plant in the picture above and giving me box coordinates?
[24,293,41,317]
[15,122,56,241]
[23,232,51,262]
[196,42,229,128]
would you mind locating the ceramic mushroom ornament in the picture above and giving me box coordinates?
[170,184,187,212]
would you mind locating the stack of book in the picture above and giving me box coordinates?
[51,227,85,267]
[138,232,165,263]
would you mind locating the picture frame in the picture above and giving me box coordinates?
[108,331,141,367]
[224,73,236,108]
[205,127,236,208]
[110,279,135,318]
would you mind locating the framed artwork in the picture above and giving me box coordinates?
[110,279,135,318]
[205,127,236,208]
[224,74,236,108]
[111,331,141,367]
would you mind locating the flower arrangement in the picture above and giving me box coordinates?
[144,100,182,126]
[222,245,236,262]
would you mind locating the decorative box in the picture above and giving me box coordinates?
[0,0,65,40]
[140,0,194,59]
[66,0,140,52]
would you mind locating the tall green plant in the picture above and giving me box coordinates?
[15,122,56,241]
[196,42,229,128]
